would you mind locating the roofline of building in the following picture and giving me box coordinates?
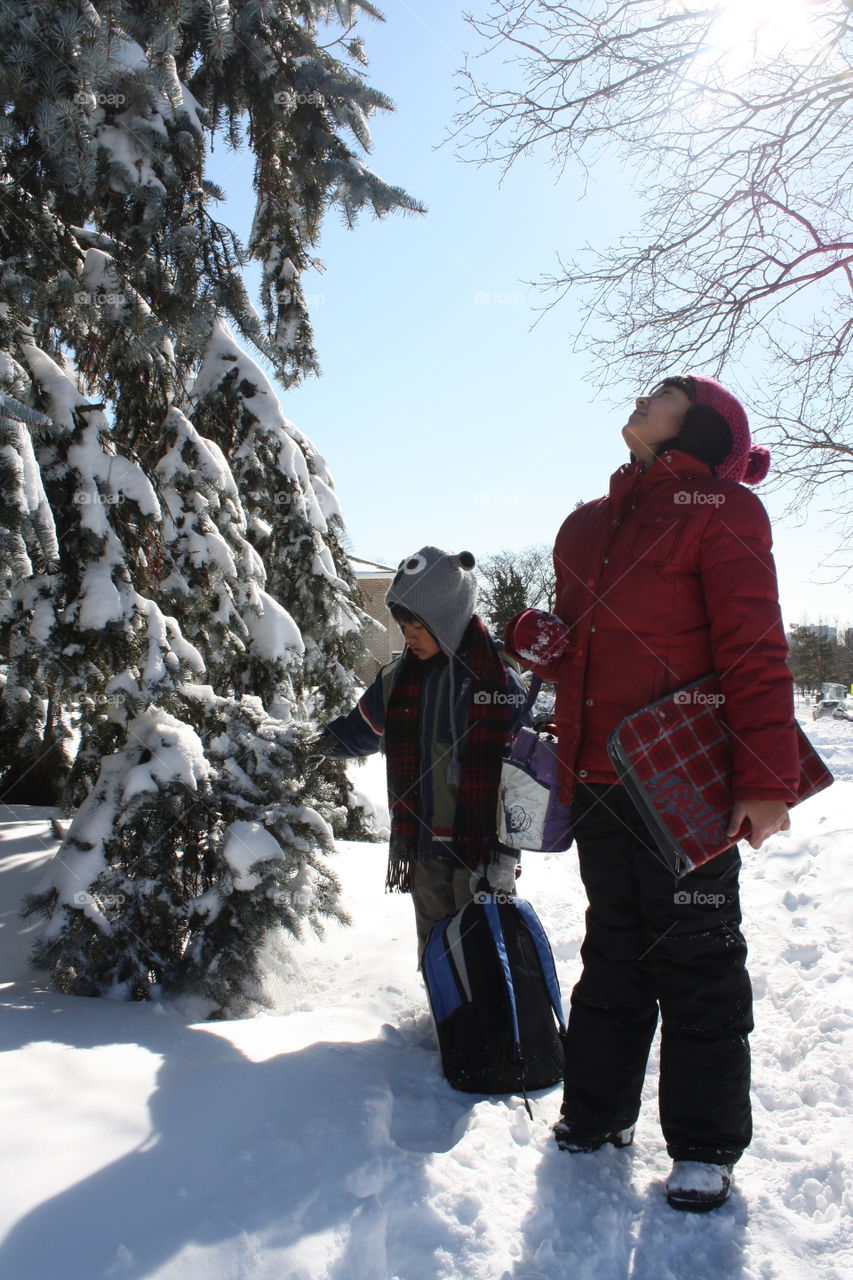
[350,555,396,575]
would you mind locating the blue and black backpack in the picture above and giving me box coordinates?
[422,893,566,1105]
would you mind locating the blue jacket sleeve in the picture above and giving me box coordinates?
[317,668,387,758]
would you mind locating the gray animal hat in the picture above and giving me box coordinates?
[385,546,478,657]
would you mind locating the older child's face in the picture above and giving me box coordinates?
[399,619,441,660]
[622,382,692,463]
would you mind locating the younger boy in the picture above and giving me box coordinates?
[314,546,527,959]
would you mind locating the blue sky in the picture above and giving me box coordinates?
[207,1,850,632]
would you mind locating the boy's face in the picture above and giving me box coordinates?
[399,618,441,660]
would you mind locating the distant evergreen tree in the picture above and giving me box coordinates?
[478,546,557,635]
[2,0,420,1011]
[787,624,848,698]
[480,561,529,638]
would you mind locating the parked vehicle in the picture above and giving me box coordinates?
[813,699,853,722]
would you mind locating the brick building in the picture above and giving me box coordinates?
[351,556,399,682]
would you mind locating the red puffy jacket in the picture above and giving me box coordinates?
[526,449,799,804]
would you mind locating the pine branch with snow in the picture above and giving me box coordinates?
[189,317,379,838]
[25,692,346,1012]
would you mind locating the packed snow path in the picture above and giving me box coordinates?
[0,730,851,1280]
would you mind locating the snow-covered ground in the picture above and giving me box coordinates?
[1,727,851,1280]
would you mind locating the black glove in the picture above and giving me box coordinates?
[308,729,347,760]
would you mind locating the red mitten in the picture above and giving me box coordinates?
[504,609,570,665]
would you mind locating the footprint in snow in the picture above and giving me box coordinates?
[388,1089,473,1154]
[381,1041,474,1154]
[782,942,823,968]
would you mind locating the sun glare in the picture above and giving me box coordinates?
[710,0,820,67]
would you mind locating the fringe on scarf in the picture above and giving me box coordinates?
[385,838,415,893]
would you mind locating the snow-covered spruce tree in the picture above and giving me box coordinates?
[32,687,343,1012]
[174,0,418,839]
[12,348,323,1012]
[0,342,171,808]
[2,0,419,1008]
[190,317,380,838]
[154,401,306,705]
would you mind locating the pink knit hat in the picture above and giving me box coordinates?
[687,375,770,485]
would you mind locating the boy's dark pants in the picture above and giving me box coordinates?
[412,859,473,963]
[562,783,753,1164]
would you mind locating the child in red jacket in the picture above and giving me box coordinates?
[506,375,799,1212]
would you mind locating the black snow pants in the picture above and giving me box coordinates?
[561,783,753,1164]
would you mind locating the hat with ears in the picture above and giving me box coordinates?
[386,547,478,657]
[687,374,770,485]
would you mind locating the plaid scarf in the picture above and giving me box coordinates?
[384,616,511,891]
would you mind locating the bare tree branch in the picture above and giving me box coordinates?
[455,2,853,557]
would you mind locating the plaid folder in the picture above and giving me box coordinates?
[607,673,834,876]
